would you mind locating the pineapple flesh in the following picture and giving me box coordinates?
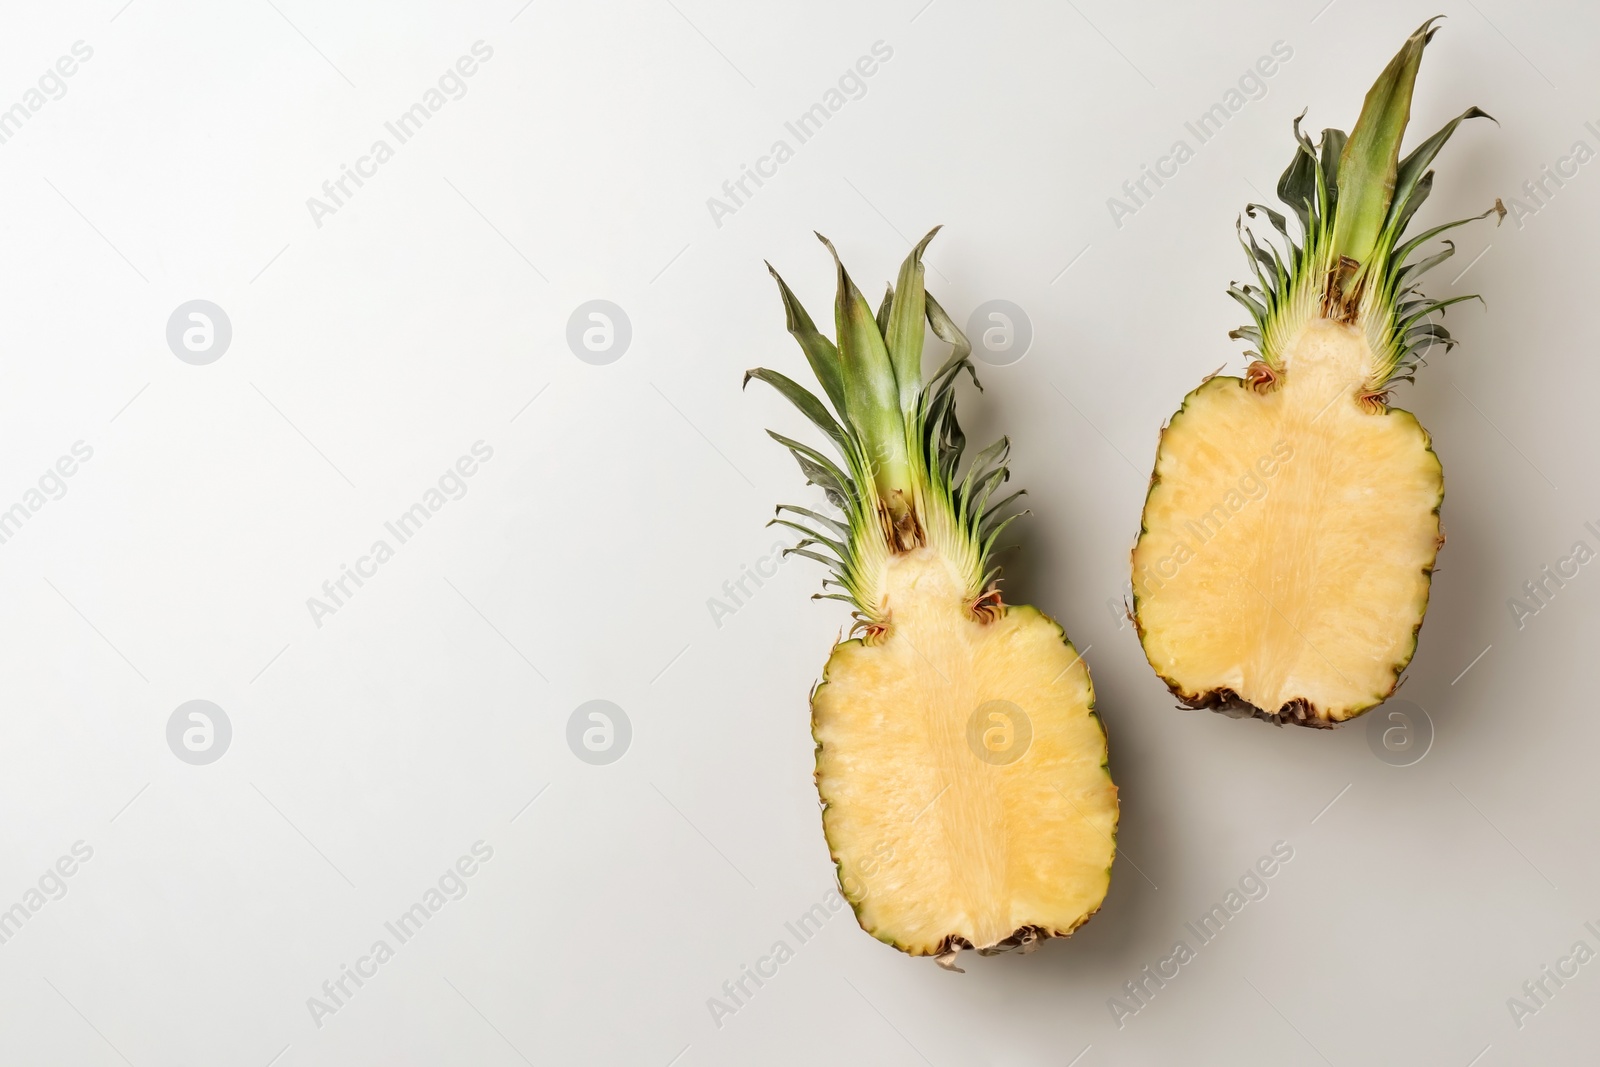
[750,231,1116,964]
[1134,19,1500,726]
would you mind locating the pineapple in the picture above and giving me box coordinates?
[748,230,1117,967]
[1133,19,1501,726]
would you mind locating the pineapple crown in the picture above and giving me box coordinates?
[1229,16,1503,393]
[745,229,1024,630]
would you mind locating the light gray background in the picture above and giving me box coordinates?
[0,0,1593,1064]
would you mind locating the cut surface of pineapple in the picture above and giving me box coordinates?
[813,549,1115,956]
[1134,320,1441,723]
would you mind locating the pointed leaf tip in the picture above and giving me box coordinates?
[766,262,848,418]
[886,228,943,411]
[1331,18,1453,272]
[1415,14,1446,40]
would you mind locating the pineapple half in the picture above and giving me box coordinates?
[748,230,1117,967]
[1133,19,1501,727]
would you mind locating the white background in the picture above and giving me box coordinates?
[0,0,1595,1064]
